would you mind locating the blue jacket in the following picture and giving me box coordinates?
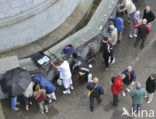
[32,74,56,94]
[86,83,104,97]
[109,17,124,32]
[122,69,136,85]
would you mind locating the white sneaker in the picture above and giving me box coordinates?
[122,92,126,96]
[133,34,137,37]
[129,34,133,38]
[147,100,151,104]
[111,57,115,64]
[63,89,71,94]
[126,88,130,92]
[70,86,74,90]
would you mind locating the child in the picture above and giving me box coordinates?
[34,84,48,113]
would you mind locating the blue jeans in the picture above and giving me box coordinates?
[11,97,17,109]
[132,104,142,112]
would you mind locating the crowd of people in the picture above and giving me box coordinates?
[10,0,156,115]
[86,0,156,113]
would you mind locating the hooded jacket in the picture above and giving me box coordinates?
[32,74,56,94]
[111,76,123,95]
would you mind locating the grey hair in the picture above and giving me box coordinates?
[128,66,132,71]
[136,82,141,88]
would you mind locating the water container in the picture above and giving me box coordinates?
[88,73,93,82]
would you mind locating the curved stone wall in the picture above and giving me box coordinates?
[0,0,80,53]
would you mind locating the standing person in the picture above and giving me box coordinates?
[109,12,124,42]
[143,5,155,27]
[129,11,140,38]
[86,77,104,112]
[51,58,74,94]
[23,81,34,111]
[134,19,151,49]
[129,82,147,113]
[118,0,136,20]
[72,52,89,83]
[108,24,118,48]
[122,66,136,96]
[101,37,115,71]
[111,74,125,107]
[32,74,56,103]
[34,84,48,114]
[11,96,20,111]
[146,73,156,103]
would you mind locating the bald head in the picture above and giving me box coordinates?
[136,82,141,88]
[146,5,151,12]
[128,66,132,72]
[93,77,99,83]
[109,25,114,30]
[142,19,147,24]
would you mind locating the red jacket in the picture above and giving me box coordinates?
[134,23,151,33]
[111,76,123,95]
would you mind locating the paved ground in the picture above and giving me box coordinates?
[1,0,156,119]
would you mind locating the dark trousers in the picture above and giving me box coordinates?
[134,37,146,49]
[103,53,113,68]
[113,94,119,106]
[90,95,102,110]
[78,72,88,83]
[132,104,142,113]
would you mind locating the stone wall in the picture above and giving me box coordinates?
[0,0,85,53]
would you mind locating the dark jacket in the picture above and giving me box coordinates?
[102,42,113,58]
[146,77,156,93]
[122,69,136,85]
[136,24,149,38]
[73,56,89,73]
[143,10,155,23]
[86,83,104,97]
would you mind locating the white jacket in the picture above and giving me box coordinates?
[23,82,34,98]
[109,28,118,45]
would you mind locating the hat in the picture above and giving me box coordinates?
[103,36,109,41]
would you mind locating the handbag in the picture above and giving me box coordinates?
[88,83,98,96]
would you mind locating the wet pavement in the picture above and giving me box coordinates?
[1,0,156,119]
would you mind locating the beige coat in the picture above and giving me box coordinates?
[109,28,118,45]
[120,0,136,14]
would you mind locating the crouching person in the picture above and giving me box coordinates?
[34,84,48,114]
[72,52,89,83]
[86,77,104,112]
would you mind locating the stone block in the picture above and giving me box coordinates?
[0,56,20,74]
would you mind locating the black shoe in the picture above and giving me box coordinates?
[90,107,94,112]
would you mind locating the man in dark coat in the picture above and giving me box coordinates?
[134,19,151,49]
[146,73,156,103]
[122,66,136,96]
[143,6,155,24]
[86,77,104,112]
[102,36,115,71]
[72,53,89,83]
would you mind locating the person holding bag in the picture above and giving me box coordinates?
[86,77,104,112]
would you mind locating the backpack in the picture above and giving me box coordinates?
[31,51,51,68]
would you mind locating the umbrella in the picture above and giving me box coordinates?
[0,67,31,97]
